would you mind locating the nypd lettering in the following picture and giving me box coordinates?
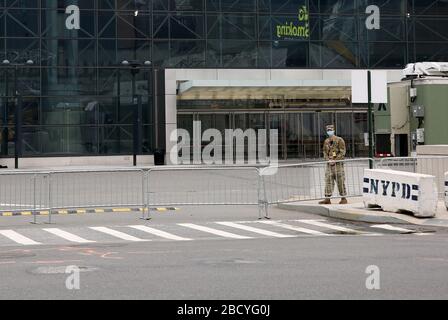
[363,178,419,201]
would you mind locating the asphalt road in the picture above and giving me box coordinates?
[0,205,447,300]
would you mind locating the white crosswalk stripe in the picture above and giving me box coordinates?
[178,223,253,239]
[0,230,41,245]
[296,220,361,234]
[89,227,149,242]
[216,222,293,238]
[258,221,330,236]
[129,225,192,241]
[370,224,414,233]
[43,228,95,244]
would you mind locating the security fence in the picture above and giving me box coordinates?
[0,169,145,224]
[259,159,372,206]
[0,159,374,223]
[378,156,448,199]
[144,166,267,219]
[0,171,50,224]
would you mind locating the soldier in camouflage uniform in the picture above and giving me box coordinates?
[319,125,348,205]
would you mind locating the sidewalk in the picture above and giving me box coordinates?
[278,197,448,227]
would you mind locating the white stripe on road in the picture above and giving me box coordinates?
[257,221,330,236]
[128,225,192,241]
[216,222,293,238]
[370,225,414,233]
[89,227,148,242]
[178,223,252,240]
[43,228,95,244]
[0,230,41,245]
[296,220,360,234]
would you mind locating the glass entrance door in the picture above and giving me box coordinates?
[285,113,301,159]
[233,112,266,161]
[198,113,231,161]
[177,110,366,161]
[302,112,319,159]
[269,112,285,160]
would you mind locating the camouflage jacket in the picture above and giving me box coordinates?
[323,136,346,161]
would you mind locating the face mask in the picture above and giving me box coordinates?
[327,131,335,137]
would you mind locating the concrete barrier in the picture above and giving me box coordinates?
[445,172,448,210]
[363,169,438,218]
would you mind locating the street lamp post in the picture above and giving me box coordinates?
[1,59,34,169]
[121,60,152,166]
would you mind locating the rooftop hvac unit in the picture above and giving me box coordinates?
[404,62,448,78]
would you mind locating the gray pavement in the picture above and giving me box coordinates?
[0,205,447,300]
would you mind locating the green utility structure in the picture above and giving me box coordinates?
[375,62,448,157]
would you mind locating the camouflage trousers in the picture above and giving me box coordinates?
[324,163,347,198]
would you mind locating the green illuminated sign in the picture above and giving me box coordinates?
[275,5,310,40]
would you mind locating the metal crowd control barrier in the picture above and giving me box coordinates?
[259,159,373,209]
[378,156,448,199]
[0,171,51,224]
[49,168,145,223]
[0,168,146,224]
[1,159,376,223]
[144,166,264,219]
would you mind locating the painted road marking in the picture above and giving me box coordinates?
[370,224,416,233]
[216,222,293,238]
[129,225,192,241]
[178,223,252,240]
[0,230,41,245]
[43,228,95,244]
[89,227,148,242]
[296,220,361,234]
[257,221,330,236]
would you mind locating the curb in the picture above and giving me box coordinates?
[0,207,180,217]
[278,203,422,225]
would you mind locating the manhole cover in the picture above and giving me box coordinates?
[30,266,99,275]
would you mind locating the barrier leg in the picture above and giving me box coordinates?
[140,170,148,220]
[262,176,270,220]
[257,172,263,220]
[141,206,146,220]
[31,174,38,225]
[46,175,52,225]
[264,202,270,220]
[140,207,152,221]
[141,170,151,221]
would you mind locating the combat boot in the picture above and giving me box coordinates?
[339,198,348,205]
[319,198,331,205]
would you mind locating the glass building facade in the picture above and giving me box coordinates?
[1,0,448,158]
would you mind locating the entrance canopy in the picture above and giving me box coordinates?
[177,80,351,101]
